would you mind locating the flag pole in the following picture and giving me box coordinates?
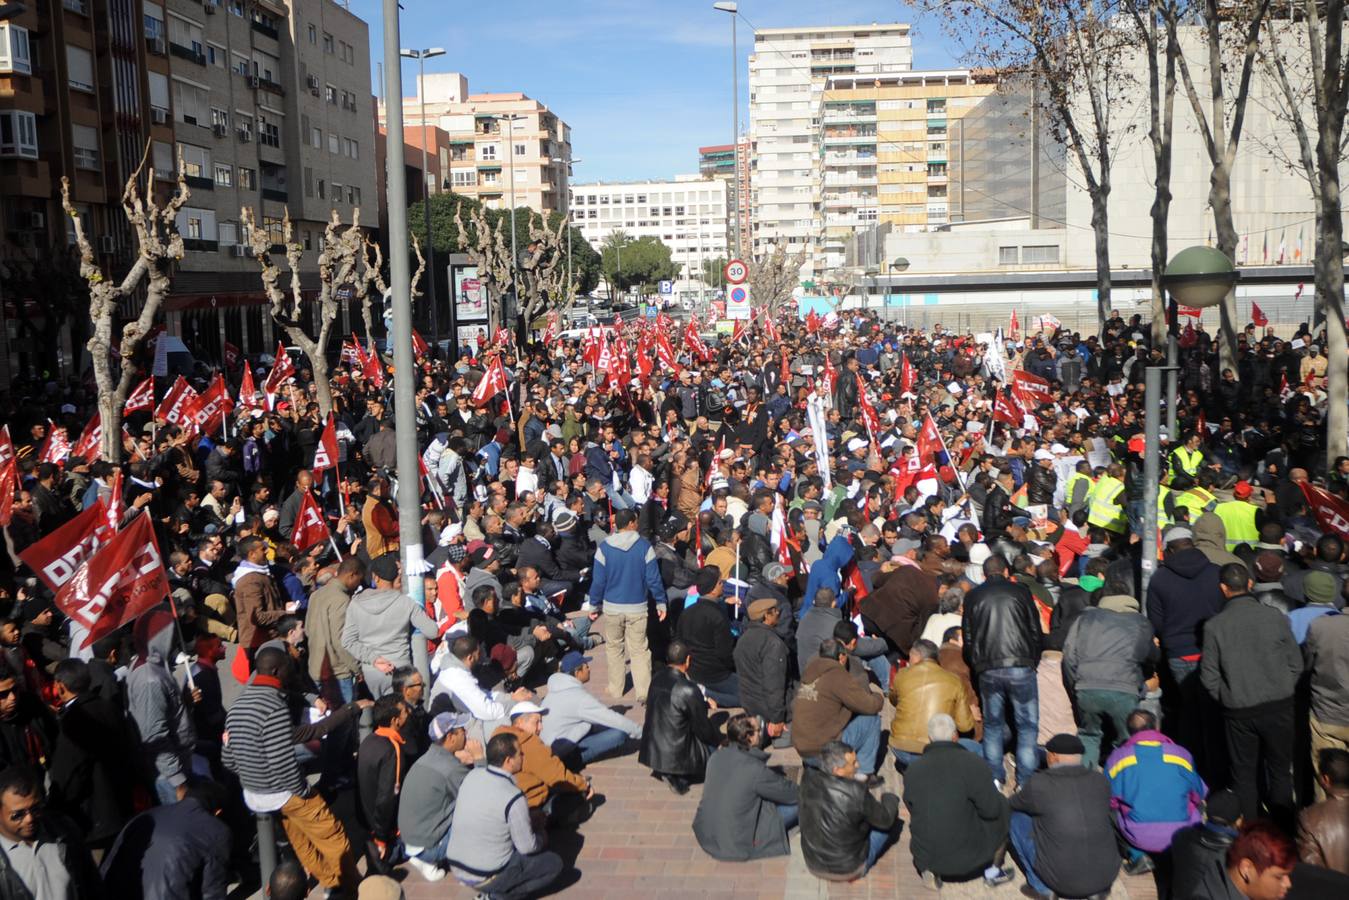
[163,592,198,692]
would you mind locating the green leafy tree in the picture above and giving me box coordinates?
[600,233,677,298]
[702,256,728,291]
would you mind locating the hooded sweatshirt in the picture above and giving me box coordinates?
[1193,514,1242,567]
[539,672,642,745]
[126,608,195,789]
[586,529,667,616]
[1146,547,1222,659]
[340,587,439,669]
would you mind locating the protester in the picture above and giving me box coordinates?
[692,714,799,862]
[639,640,723,794]
[798,739,901,882]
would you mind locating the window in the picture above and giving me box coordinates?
[514,168,528,183]
[479,144,497,160]
[236,115,253,141]
[317,179,325,198]
[308,24,316,45]
[238,167,256,189]
[325,85,337,104]
[211,108,228,128]
[322,32,334,54]
[152,140,173,177]
[218,222,238,246]
[514,143,526,156]
[232,55,249,77]
[207,45,223,67]
[173,81,206,125]
[331,182,343,203]
[229,0,244,16]
[261,215,283,244]
[214,163,232,186]
[0,23,31,75]
[175,206,217,241]
[1022,245,1060,264]
[66,46,94,92]
[346,185,355,205]
[451,170,474,187]
[71,124,100,170]
[177,142,210,178]
[167,16,203,56]
[143,6,164,44]
[310,127,321,148]
[345,138,358,159]
[328,133,338,154]
[481,170,498,185]
[258,114,280,148]
[148,72,170,117]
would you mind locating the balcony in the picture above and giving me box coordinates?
[261,187,287,202]
[257,78,285,97]
[251,20,279,40]
[822,129,877,147]
[169,43,206,66]
[824,193,874,208]
[821,106,876,125]
[182,238,219,252]
[185,175,214,191]
[823,151,877,165]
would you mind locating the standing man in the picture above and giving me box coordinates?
[341,555,439,698]
[585,508,667,703]
[306,556,366,704]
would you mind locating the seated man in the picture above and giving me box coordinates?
[1298,748,1349,875]
[494,701,592,827]
[540,652,642,768]
[517,565,598,652]
[834,619,893,693]
[1106,708,1206,876]
[397,712,478,883]
[675,566,741,708]
[693,714,799,862]
[430,635,532,743]
[904,713,1013,889]
[1009,734,1121,900]
[791,639,884,779]
[638,640,724,795]
[887,639,978,771]
[734,598,792,745]
[798,739,901,882]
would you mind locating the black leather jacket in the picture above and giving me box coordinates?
[1027,464,1057,506]
[638,667,722,777]
[799,766,900,878]
[739,531,774,582]
[1169,822,1237,900]
[962,575,1043,675]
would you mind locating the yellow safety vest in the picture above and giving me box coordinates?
[1065,473,1093,511]
[1173,487,1218,522]
[1156,485,1173,529]
[1087,476,1127,534]
[1213,500,1259,551]
[1170,446,1204,478]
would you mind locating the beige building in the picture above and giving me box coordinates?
[378,72,572,217]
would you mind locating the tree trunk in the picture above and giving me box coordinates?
[284,327,333,418]
[1209,168,1240,376]
[1318,134,1348,466]
[1090,190,1112,328]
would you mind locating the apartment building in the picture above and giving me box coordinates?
[819,69,995,273]
[0,0,376,386]
[379,72,572,217]
[748,22,912,280]
[570,175,729,300]
[696,137,750,257]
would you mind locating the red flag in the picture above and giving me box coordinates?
[106,469,123,533]
[683,319,709,360]
[223,341,242,371]
[916,414,943,466]
[341,338,362,368]
[54,513,170,650]
[471,356,508,407]
[993,390,1023,426]
[312,415,339,479]
[238,363,261,411]
[654,330,679,373]
[1011,370,1054,406]
[1279,371,1291,398]
[0,426,15,528]
[780,348,790,386]
[411,329,430,360]
[1197,408,1208,437]
[900,353,916,394]
[1294,282,1305,301]
[543,311,561,346]
[730,319,746,346]
[805,310,821,334]
[1251,302,1268,327]
[290,490,330,552]
[763,315,781,344]
[155,376,199,430]
[72,414,102,463]
[1300,482,1349,543]
[1177,305,1203,319]
[1108,395,1121,426]
[606,339,631,394]
[125,377,155,413]
[821,354,837,398]
[1010,308,1020,335]
[191,374,235,437]
[19,500,115,592]
[262,343,296,400]
[856,375,880,440]
[39,426,71,467]
[362,340,385,389]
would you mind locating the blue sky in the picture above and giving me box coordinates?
[348,0,960,183]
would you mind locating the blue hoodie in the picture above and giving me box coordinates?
[587,529,667,615]
[799,534,855,618]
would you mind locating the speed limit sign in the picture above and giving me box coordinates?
[724,259,749,284]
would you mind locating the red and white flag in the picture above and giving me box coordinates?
[223,341,242,371]
[412,329,430,359]
[606,340,632,394]
[856,374,880,441]
[1010,308,1020,335]
[361,340,385,389]
[262,343,296,402]
[54,513,170,649]
[1300,482,1349,543]
[916,414,943,466]
[762,315,780,344]
[125,377,155,413]
[683,319,709,361]
[341,335,363,368]
[900,353,916,394]
[156,376,200,431]
[106,468,123,533]
[993,390,1023,427]
[18,500,115,592]
[0,426,15,527]
[471,356,509,407]
[1177,305,1203,319]
[39,425,71,467]
[730,319,747,346]
[191,373,235,437]
[72,414,102,463]
[1251,302,1268,327]
[1011,370,1054,406]
[312,415,339,480]
[290,490,330,553]
[238,363,261,411]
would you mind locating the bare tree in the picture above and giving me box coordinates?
[356,235,425,354]
[1165,0,1273,374]
[749,245,807,316]
[940,0,1131,328]
[1125,0,1181,345]
[518,212,571,328]
[454,205,568,342]
[1257,6,1349,464]
[454,204,513,334]
[61,142,189,462]
[241,208,364,417]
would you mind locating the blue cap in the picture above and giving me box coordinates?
[559,651,592,674]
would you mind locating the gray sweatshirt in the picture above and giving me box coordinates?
[340,587,438,668]
[398,744,473,851]
[539,672,642,745]
[445,766,541,879]
[126,615,195,788]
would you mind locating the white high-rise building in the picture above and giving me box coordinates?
[570,175,730,300]
[748,23,913,280]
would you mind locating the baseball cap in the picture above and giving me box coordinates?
[369,553,400,583]
[762,561,791,581]
[1232,480,1253,500]
[510,700,547,717]
[559,651,592,674]
[1033,448,1055,461]
[428,711,472,741]
[846,438,868,452]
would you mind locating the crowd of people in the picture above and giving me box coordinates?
[0,306,1345,899]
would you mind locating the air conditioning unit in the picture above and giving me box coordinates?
[306,74,320,89]
[230,244,248,257]
[212,123,227,137]
[238,129,251,143]
[204,1,215,12]
[246,75,260,88]
[100,235,115,253]
[147,37,165,56]
[150,107,168,125]
[29,212,45,229]
[311,87,320,97]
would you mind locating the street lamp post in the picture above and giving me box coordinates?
[890,257,910,328]
[495,114,525,333]
[1142,246,1241,595]
[399,47,445,357]
[713,2,739,258]
[551,156,581,306]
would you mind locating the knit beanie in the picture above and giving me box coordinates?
[1304,571,1338,606]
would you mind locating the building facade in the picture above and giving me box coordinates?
[697,137,750,257]
[748,22,913,280]
[379,72,572,217]
[569,175,729,301]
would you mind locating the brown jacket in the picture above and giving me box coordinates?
[674,462,704,523]
[1298,788,1349,875]
[859,565,940,656]
[791,656,883,760]
[363,495,400,559]
[938,642,981,740]
[887,659,975,753]
[233,566,285,648]
[305,578,361,682]
[493,725,588,808]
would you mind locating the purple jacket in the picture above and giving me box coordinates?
[1105,729,1206,852]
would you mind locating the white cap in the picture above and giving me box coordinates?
[439,522,463,546]
[1050,443,1069,455]
[847,438,868,452]
[1033,449,1054,461]
[510,701,547,717]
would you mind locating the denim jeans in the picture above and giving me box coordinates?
[553,725,631,766]
[891,739,983,771]
[979,667,1039,786]
[700,672,741,708]
[1009,810,1052,896]
[414,827,453,866]
[841,713,882,775]
[777,802,799,832]
[862,653,892,693]
[865,822,901,872]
